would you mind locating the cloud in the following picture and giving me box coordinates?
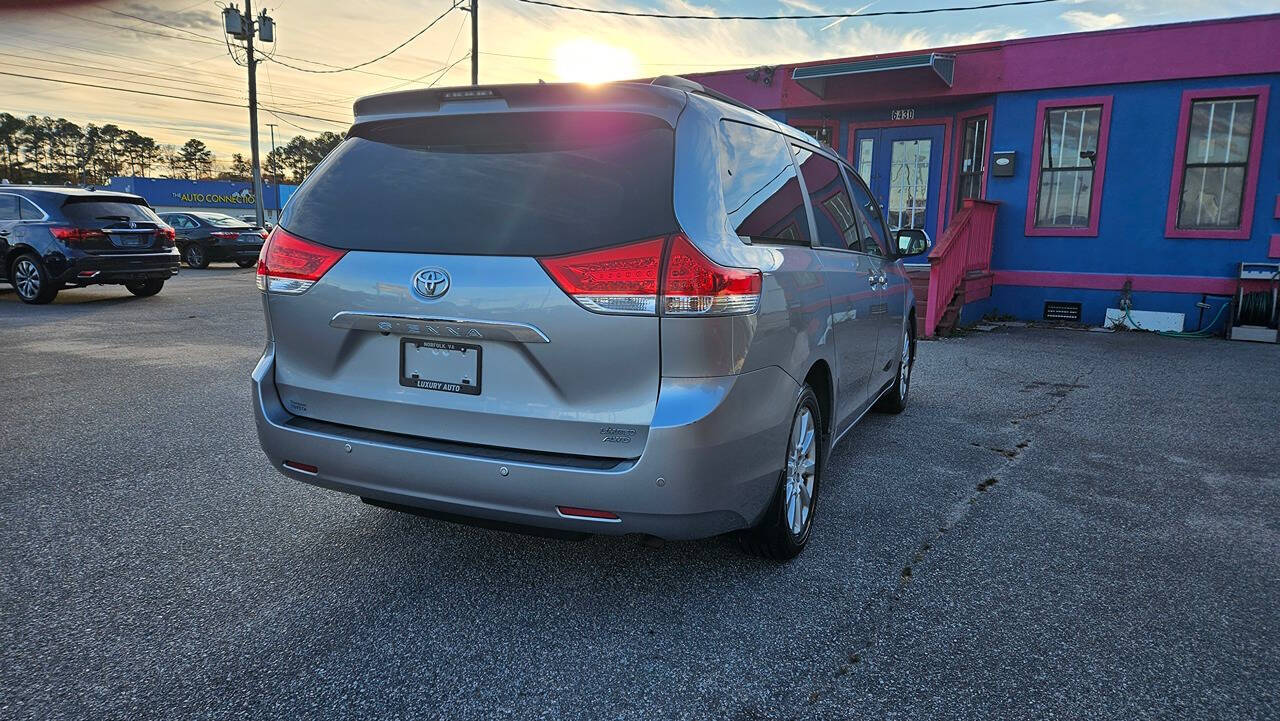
[779,0,825,13]
[1060,10,1128,31]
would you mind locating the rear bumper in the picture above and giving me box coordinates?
[54,250,181,285]
[252,344,798,540]
[199,240,263,261]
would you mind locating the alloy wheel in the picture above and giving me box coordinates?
[783,406,818,537]
[13,258,40,300]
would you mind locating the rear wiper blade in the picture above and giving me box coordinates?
[96,215,134,221]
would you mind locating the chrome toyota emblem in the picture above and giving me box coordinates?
[412,268,450,299]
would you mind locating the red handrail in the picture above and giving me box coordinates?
[923,199,998,337]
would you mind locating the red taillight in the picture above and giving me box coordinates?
[50,227,107,244]
[157,226,176,247]
[538,234,761,316]
[538,237,664,315]
[662,234,761,316]
[210,231,240,240]
[255,227,346,294]
[258,229,269,240]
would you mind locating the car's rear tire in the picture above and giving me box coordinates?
[236,258,257,268]
[125,279,165,297]
[874,319,914,414]
[183,244,209,269]
[741,386,823,560]
[10,253,59,304]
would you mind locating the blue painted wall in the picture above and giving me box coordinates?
[779,72,1280,331]
[106,177,298,212]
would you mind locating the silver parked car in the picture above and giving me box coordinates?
[252,77,920,559]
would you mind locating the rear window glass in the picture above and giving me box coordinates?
[61,198,159,225]
[718,120,810,244]
[195,213,246,227]
[281,112,676,256]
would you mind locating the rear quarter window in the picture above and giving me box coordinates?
[718,120,810,244]
[281,111,677,256]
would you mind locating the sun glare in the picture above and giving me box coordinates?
[553,38,639,83]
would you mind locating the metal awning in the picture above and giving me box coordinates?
[791,53,955,98]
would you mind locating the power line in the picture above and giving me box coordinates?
[477,50,787,69]
[48,8,425,84]
[513,0,1065,20]
[0,51,353,111]
[102,7,217,42]
[429,53,474,88]
[0,71,350,126]
[261,1,464,74]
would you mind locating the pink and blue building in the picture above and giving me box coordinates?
[688,13,1280,335]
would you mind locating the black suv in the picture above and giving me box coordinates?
[0,187,179,304]
[157,211,266,268]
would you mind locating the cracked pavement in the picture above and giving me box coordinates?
[2,269,1277,720]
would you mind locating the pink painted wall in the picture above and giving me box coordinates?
[691,14,1280,111]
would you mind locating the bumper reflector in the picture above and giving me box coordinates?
[283,460,319,475]
[556,506,621,522]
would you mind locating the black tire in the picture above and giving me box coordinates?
[741,386,824,560]
[10,253,59,304]
[874,318,914,414]
[183,243,209,269]
[125,279,165,297]
[235,258,257,268]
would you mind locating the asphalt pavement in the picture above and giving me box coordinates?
[2,268,1277,720]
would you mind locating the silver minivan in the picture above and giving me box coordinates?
[252,77,919,559]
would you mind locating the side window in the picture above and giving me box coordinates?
[18,197,44,220]
[718,120,810,244]
[793,145,860,251]
[170,215,193,229]
[846,174,890,258]
[0,195,19,221]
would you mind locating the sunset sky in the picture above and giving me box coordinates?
[1,0,1274,160]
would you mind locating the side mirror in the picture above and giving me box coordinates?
[895,227,930,257]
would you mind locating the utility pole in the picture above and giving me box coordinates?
[470,0,478,85]
[223,2,274,227]
[266,122,280,223]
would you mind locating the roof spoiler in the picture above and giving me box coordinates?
[650,75,759,114]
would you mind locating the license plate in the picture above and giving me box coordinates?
[112,235,146,248]
[400,339,481,395]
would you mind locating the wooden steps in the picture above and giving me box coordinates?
[907,268,993,337]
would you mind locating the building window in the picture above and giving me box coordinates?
[1165,86,1269,240]
[1035,106,1101,228]
[856,138,874,183]
[1025,96,1112,237]
[795,124,833,147]
[1175,98,1256,230]
[956,114,988,211]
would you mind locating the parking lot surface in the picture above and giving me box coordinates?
[2,269,1277,720]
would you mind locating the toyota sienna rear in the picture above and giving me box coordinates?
[253,78,918,559]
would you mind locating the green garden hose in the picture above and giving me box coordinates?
[1120,304,1229,338]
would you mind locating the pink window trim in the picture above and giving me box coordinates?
[954,105,994,218]
[1024,96,1112,238]
[846,116,954,236]
[1164,86,1270,240]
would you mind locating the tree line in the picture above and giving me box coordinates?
[0,112,344,186]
